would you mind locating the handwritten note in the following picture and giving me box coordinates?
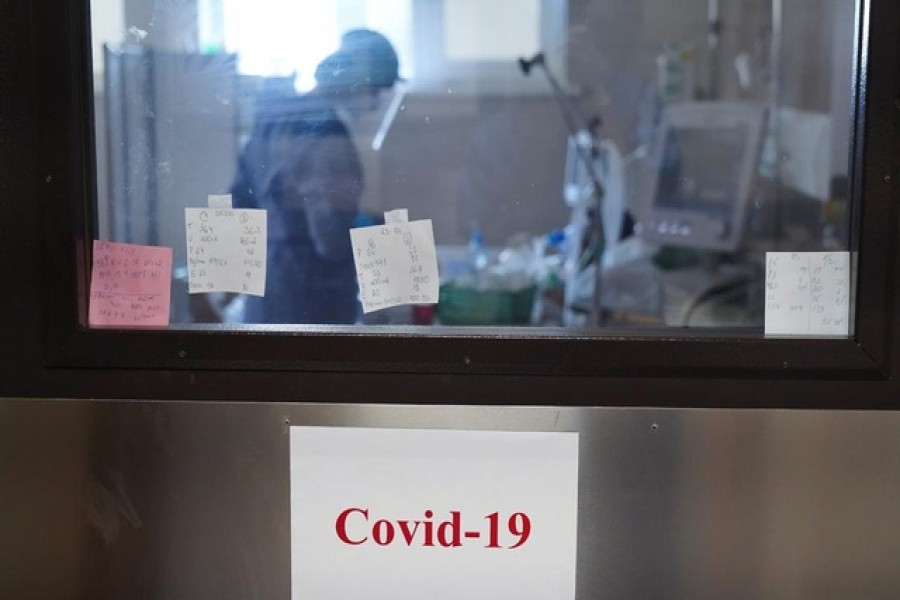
[89,241,173,327]
[185,207,267,296]
[350,216,439,313]
[765,251,851,336]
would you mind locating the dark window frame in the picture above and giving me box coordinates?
[13,0,900,408]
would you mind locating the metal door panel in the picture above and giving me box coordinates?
[2,399,899,598]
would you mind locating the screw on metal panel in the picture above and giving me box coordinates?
[178,349,187,358]
[463,356,472,366]
[885,174,893,183]
[651,424,660,432]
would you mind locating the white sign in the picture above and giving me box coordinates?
[185,207,267,296]
[290,427,579,600]
[349,214,440,313]
[765,251,851,336]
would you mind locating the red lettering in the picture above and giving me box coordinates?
[372,520,395,545]
[397,519,420,545]
[334,508,531,549]
[335,507,368,545]
[437,511,462,547]
[422,509,435,546]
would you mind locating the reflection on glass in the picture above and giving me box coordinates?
[89,0,856,336]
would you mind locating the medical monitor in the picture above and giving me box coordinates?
[638,102,766,252]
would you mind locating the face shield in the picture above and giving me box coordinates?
[315,29,405,149]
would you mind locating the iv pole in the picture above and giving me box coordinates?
[707,0,722,100]
[518,52,607,327]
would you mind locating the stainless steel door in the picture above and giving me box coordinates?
[2,399,899,599]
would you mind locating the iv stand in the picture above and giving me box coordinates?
[518,52,607,327]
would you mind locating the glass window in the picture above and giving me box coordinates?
[198,0,414,90]
[89,0,858,337]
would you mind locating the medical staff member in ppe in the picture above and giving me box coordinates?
[230,29,400,324]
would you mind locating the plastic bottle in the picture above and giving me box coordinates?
[656,43,694,104]
[530,229,567,325]
[467,229,489,275]
[543,229,566,281]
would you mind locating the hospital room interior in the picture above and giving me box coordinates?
[89,0,854,330]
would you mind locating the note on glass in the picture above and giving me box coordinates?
[383,208,409,223]
[207,194,233,209]
[349,216,440,313]
[291,427,579,600]
[185,207,267,296]
[765,252,851,336]
[88,240,173,327]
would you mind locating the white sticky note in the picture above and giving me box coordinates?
[350,218,440,313]
[765,251,851,336]
[290,427,579,600]
[384,208,409,223]
[185,207,267,296]
[208,194,233,209]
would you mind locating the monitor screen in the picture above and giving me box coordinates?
[639,102,765,252]
[655,125,750,219]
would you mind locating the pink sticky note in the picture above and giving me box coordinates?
[89,241,174,327]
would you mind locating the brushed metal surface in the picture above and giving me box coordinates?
[2,399,899,599]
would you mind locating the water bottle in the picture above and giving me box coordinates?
[467,229,489,274]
